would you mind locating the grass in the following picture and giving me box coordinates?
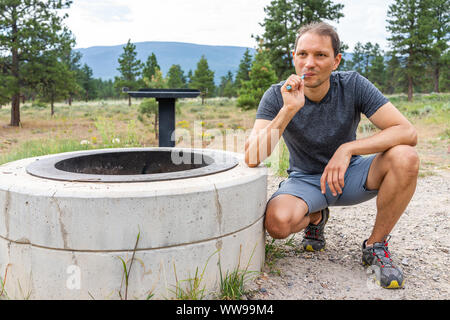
[218,245,258,300]
[170,251,218,300]
[264,235,297,275]
[117,231,141,300]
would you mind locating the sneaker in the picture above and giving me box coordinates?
[362,236,405,289]
[301,208,330,252]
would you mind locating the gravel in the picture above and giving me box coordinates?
[246,170,450,300]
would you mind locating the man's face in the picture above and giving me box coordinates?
[293,32,341,89]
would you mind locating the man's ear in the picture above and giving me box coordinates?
[333,53,342,70]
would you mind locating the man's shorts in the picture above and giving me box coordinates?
[268,155,378,214]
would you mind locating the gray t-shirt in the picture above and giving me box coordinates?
[256,71,389,174]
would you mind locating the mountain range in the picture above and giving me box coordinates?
[75,41,257,84]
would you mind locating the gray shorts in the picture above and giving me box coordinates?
[268,155,378,214]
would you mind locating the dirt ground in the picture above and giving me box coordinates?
[246,169,450,300]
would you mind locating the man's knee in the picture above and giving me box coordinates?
[265,209,292,239]
[386,145,420,176]
[264,196,308,239]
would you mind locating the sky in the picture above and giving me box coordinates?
[64,0,395,52]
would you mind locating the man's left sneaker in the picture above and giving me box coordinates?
[301,208,329,252]
[362,236,405,289]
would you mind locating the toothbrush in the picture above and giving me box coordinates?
[286,74,305,91]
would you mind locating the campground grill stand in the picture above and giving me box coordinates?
[124,88,201,147]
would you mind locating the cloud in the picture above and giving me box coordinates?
[72,0,133,23]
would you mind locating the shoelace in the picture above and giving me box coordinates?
[305,224,322,240]
[369,236,395,268]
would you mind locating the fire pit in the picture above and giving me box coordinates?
[0,148,267,299]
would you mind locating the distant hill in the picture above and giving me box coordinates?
[75,41,257,84]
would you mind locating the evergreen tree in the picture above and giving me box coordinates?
[0,0,74,126]
[386,0,435,100]
[114,39,142,106]
[166,64,186,88]
[187,70,193,86]
[235,49,253,90]
[428,0,449,92]
[190,55,215,105]
[237,50,278,110]
[142,53,160,82]
[256,0,344,79]
[349,42,365,75]
[39,55,77,116]
[347,41,386,90]
[61,49,83,105]
[367,55,387,92]
[438,51,450,91]
[385,52,407,94]
[218,71,236,97]
[79,64,97,101]
[0,57,13,106]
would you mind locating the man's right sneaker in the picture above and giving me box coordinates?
[301,208,330,252]
[362,236,405,289]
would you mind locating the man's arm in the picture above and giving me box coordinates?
[341,102,417,155]
[245,74,305,167]
[244,109,295,167]
[320,102,417,196]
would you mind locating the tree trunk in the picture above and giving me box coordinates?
[10,11,20,127]
[407,75,413,102]
[11,93,20,126]
[68,95,72,106]
[434,67,440,93]
[128,95,131,106]
[51,95,54,116]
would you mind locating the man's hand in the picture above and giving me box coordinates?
[320,145,352,196]
[281,74,305,113]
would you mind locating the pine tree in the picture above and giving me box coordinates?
[235,49,253,90]
[428,0,449,92]
[39,57,77,116]
[61,49,83,105]
[114,39,142,106]
[386,0,435,101]
[142,53,161,82]
[80,64,97,101]
[218,71,236,97]
[190,55,215,105]
[0,0,74,126]
[167,64,186,89]
[237,50,278,110]
[256,0,344,79]
[385,52,407,94]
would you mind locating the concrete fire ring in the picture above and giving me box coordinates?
[0,148,267,299]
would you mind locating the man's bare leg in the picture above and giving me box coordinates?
[264,194,311,239]
[364,145,420,245]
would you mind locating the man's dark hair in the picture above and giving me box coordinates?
[294,22,340,57]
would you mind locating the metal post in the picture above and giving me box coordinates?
[157,98,176,147]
